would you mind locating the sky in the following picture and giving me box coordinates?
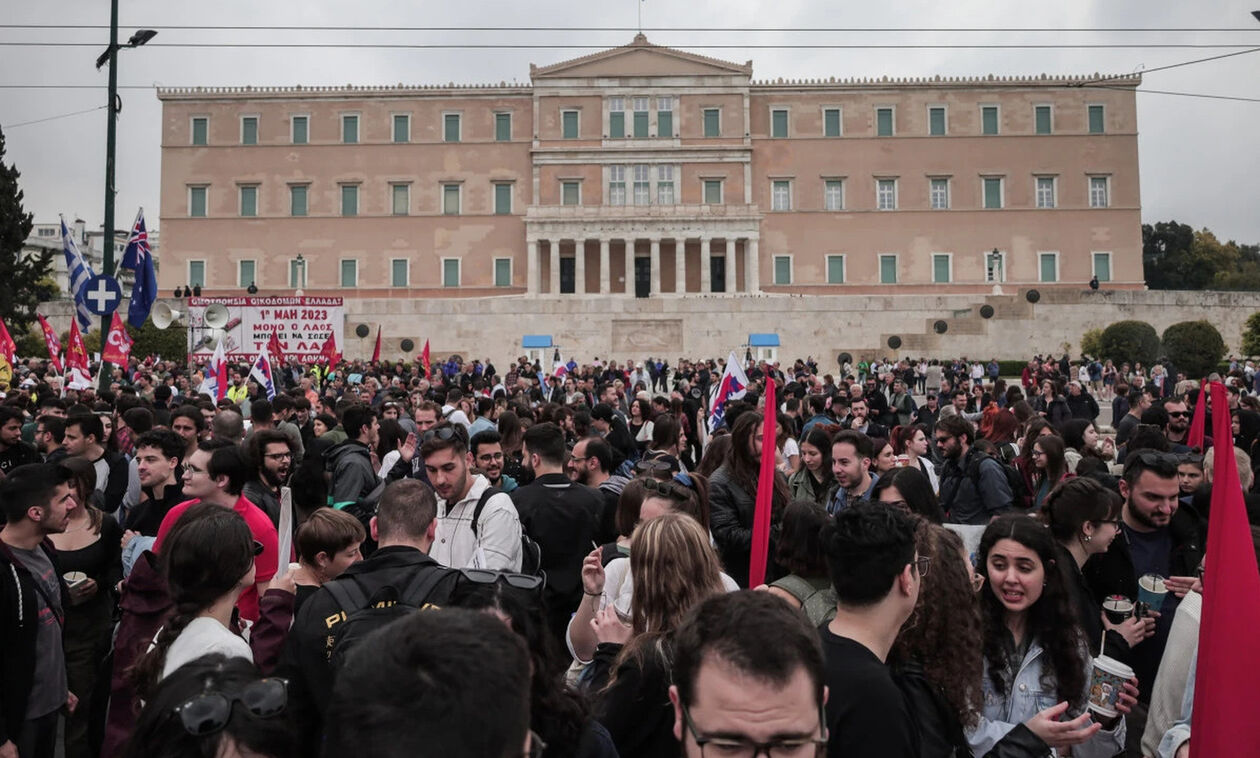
[3,1,1258,244]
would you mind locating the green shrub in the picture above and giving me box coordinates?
[1162,320,1226,379]
[129,320,187,362]
[1080,328,1104,359]
[1242,312,1260,357]
[1098,320,1160,367]
[997,360,1026,377]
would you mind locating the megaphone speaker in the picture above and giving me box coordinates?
[153,303,181,329]
[204,303,231,329]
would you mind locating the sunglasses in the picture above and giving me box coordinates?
[1128,451,1180,468]
[640,477,693,501]
[174,677,288,736]
[635,459,674,475]
[1167,411,1191,419]
[460,568,545,592]
[422,426,466,445]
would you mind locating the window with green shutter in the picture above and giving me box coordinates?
[189,261,205,287]
[703,108,720,137]
[341,185,358,216]
[289,259,305,288]
[880,255,898,284]
[444,113,460,142]
[562,110,579,139]
[562,181,580,206]
[981,106,998,135]
[824,108,841,137]
[443,184,460,215]
[703,180,722,204]
[290,185,307,217]
[1035,105,1052,134]
[494,258,512,287]
[189,186,207,217]
[876,107,894,137]
[494,184,512,215]
[241,117,258,145]
[495,112,511,141]
[393,114,409,143]
[827,255,845,284]
[933,254,951,283]
[773,256,791,285]
[392,184,409,216]
[771,109,788,138]
[1093,253,1111,282]
[191,117,208,145]
[239,186,257,217]
[1039,253,1058,282]
[928,107,946,136]
[391,259,408,287]
[238,260,255,288]
[609,111,625,138]
[1088,105,1105,134]
[291,116,308,144]
[657,97,673,137]
[442,259,460,287]
[342,115,358,144]
[633,111,648,138]
[983,178,1002,209]
[340,260,357,288]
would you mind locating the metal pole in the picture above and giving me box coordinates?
[99,0,119,389]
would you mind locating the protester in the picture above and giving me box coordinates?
[891,423,940,492]
[64,414,132,516]
[759,499,836,625]
[568,436,629,544]
[710,412,789,587]
[0,405,40,474]
[828,429,879,515]
[936,414,1014,524]
[33,415,67,464]
[242,429,293,525]
[789,425,836,505]
[326,405,379,508]
[871,465,946,523]
[1030,433,1072,511]
[470,428,518,493]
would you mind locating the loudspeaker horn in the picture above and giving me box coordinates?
[204,303,231,329]
[153,302,181,329]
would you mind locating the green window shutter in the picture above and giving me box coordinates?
[704,181,721,204]
[880,256,897,284]
[189,261,205,287]
[393,115,409,143]
[774,256,791,285]
[933,255,950,283]
[443,185,460,215]
[633,111,649,138]
[239,261,255,288]
[981,107,998,135]
[657,111,672,138]
[292,116,307,144]
[239,186,257,217]
[290,186,307,216]
[494,184,512,215]
[929,108,945,136]
[191,118,207,145]
[1035,106,1052,134]
[242,118,257,145]
[391,259,408,287]
[771,110,788,138]
[563,111,579,139]
[189,187,206,217]
[703,109,720,137]
[443,260,460,287]
[495,113,511,141]
[342,116,358,144]
[392,185,409,215]
[562,182,579,206]
[609,112,625,138]
[827,256,845,284]
[824,109,841,137]
[1040,254,1057,282]
[341,186,358,216]
[340,260,356,287]
[1088,105,1105,134]
[494,258,511,287]
[984,178,1002,209]
[1093,254,1111,282]
[444,114,460,142]
[876,108,893,136]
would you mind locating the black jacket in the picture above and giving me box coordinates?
[589,641,677,758]
[0,441,40,474]
[939,448,1014,525]
[1056,544,1132,667]
[1066,391,1100,422]
[892,660,968,758]
[709,464,785,588]
[0,538,65,747]
[96,449,132,515]
[123,481,187,537]
[326,439,377,507]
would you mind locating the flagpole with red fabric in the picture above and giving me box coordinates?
[420,339,431,379]
[1186,378,1207,450]
[1190,381,1260,754]
[748,377,778,588]
[371,326,382,364]
[0,318,15,368]
[36,314,63,373]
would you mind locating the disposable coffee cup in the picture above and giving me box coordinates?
[63,571,87,588]
[1102,595,1134,625]
[1086,655,1134,718]
[1137,574,1168,610]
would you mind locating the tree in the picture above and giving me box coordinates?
[1098,320,1160,367]
[1241,312,1260,357]
[0,126,54,333]
[1162,321,1226,379]
[1143,221,1260,291]
[1081,328,1103,359]
[129,320,187,361]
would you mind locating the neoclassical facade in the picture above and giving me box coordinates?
[156,35,1142,301]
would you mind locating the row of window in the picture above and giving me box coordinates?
[768,251,1114,286]
[190,111,515,147]
[770,175,1112,212]
[186,181,512,218]
[765,103,1106,139]
[187,256,512,290]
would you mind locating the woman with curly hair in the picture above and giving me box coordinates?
[891,523,983,758]
[709,412,790,587]
[788,425,836,505]
[967,515,1134,757]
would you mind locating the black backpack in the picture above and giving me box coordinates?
[470,487,543,576]
[323,566,455,671]
[966,451,1027,511]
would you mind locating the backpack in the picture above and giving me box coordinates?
[470,487,543,576]
[771,574,837,627]
[966,451,1027,511]
[323,565,456,671]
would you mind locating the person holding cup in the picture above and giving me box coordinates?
[966,515,1135,758]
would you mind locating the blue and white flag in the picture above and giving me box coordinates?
[119,207,157,329]
[250,348,277,400]
[707,350,750,433]
[60,216,96,330]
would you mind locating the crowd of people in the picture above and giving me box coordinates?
[0,346,1256,758]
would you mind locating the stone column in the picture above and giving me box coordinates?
[527,239,539,295]
[549,240,561,295]
[747,237,760,293]
[574,240,586,295]
[624,239,635,296]
[700,237,712,293]
[649,238,661,295]
[599,239,611,294]
[674,238,686,293]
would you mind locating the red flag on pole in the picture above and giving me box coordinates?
[320,332,341,368]
[0,317,15,367]
[267,330,285,365]
[64,320,93,390]
[420,339,431,379]
[1191,381,1260,753]
[101,312,133,365]
[36,314,62,372]
[1186,378,1208,450]
[371,326,382,363]
[748,377,778,588]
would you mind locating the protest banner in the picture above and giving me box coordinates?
[185,296,344,362]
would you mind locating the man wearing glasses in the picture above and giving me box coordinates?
[243,430,293,526]
[1160,397,1194,451]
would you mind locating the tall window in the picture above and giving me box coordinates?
[238,260,256,288]
[562,181,580,206]
[495,112,512,141]
[657,165,675,205]
[826,255,845,284]
[656,97,673,137]
[494,183,512,215]
[289,185,308,217]
[1035,105,1052,134]
[608,167,626,206]
[288,259,306,288]
[703,108,720,137]
[824,180,844,211]
[191,117,208,145]
[1036,177,1056,208]
[632,165,650,205]
[341,185,359,216]
[562,110,579,139]
[391,259,409,287]
[981,106,999,135]
[632,97,649,138]
[1039,252,1058,282]
[241,116,258,145]
[609,98,625,138]
[877,179,897,210]
[930,178,950,210]
[239,185,258,217]
[932,253,951,283]
[442,184,461,215]
[188,260,206,288]
[494,258,512,287]
[1093,252,1112,282]
[771,108,788,138]
[876,107,894,136]
[1090,177,1110,208]
[824,108,842,137]
[771,180,791,211]
[291,115,308,144]
[1088,105,1105,134]
[443,113,460,143]
[773,256,792,285]
[340,260,358,288]
[391,183,410,215]
[189,186,207,217]
[342,114,358,144]
[928,106,946,136]
[442,259,460,288]
[983,177,1003,209]
[703,179,722,205]
[879,255,898,284]
[393,114,410,143]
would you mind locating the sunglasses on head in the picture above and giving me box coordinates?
[460,568,545,592]
[421,426,466,445]
[1127,450,1180,469]
[174,677,288,736]
[640,477,693,501]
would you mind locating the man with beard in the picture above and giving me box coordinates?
[1161,396,1195,452]
[567,436,628,545]
[33,416,67,464]
[122,430,186,538]
[845,397,887,440]
[169,406,205,462]
[469,429,517,493]
[243,429,293,525]
[0,406,39,475]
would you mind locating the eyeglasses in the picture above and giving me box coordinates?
[173,677,288,736]
[459,568,545,593]
[263,452,292,461]
[640,477,693,501]
[681,701,827,757]
[914,556,931,577]
[1167,411,1190,418]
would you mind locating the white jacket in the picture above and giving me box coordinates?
[431,474,522,572]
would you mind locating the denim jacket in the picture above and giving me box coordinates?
[967,638,1126,758]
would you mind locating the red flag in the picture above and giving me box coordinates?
[1191,381,1260,754]
[0,318,15,367]
[267,331,285,364]
[748,377,778,588]
[64,320,93,389]
[420,339,431,379]
[320,332,341,368]
[1187,378,1207,450]
[36,314,62,372]
[371,326,382,363]
[101,312,133,365]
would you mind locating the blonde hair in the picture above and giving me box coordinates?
[628,512,725,637]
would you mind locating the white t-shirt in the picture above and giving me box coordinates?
[160,616,253,680]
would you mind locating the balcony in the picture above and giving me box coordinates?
[526,203,761,223]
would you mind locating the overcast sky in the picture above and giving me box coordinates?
[3,1,1258,245]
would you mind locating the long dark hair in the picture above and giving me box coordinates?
[1018,418,1058,464]
[1032,434,1068,490]
[977,515,1086,706]
[799,425,836,481]
[774,500,830,577]
[870,466,944,524]
[725,412,789,509]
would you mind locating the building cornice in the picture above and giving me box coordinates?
[750,72,1141,91]
[157,83,533,101]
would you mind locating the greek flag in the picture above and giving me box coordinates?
[60,216,96,330]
